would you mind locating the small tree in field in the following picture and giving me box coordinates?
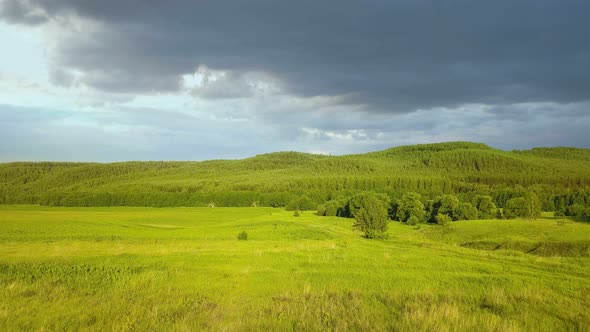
[456,202,478,220]
[396,192,425,223]
[504,197,527,219]
[473,195,497,219]
[432,195,460,221]
[316,204,326,216]
[504,192,541,219]
[353,193,390,239]
[347,192,391,218]
[522,192,541,219]
[325,202,338,216]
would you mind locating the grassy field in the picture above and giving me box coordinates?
[0,206,589,331]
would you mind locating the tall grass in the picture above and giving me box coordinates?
[0,206,588,330]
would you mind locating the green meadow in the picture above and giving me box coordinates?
[0,205,588,331]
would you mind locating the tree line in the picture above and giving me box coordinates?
[1,142,589,214]
[314,191,566,239]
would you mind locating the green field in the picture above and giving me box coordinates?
[0,206,588,331]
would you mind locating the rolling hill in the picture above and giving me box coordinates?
[1,142,589,208]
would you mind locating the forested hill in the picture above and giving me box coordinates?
[1,142,589,210]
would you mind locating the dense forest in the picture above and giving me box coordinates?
[1,142,589,216]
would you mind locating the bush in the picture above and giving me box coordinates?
[431,195,460,221]
[396,192,425,223]
[473,195,497,219]
[435,213,452,225]
[456,202,478,221]
[347,192,391,219]
[352,192,390,239]
[293,210,300,217]
[504,192,541,219]
[324,200,340,216]
[407,215,420,226]
[504,197,526,219]
[523,192,542,219]
[285,195,316,211]
[316,204,326,216]
[237,231,248,240]
[566,204,586,217]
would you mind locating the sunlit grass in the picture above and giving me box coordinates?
[0,205,588,330]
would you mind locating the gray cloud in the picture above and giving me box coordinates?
[1,1,589,161]
[0,0,47,25]
[191,71,257,100]
[1,101,589,162]
[2,0,590,112]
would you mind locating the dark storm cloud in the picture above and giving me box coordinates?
[2,0,590,112]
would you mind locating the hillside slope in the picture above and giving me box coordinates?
[1,142,589,208]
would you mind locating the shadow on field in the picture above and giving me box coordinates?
[461,240,590,257]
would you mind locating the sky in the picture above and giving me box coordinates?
[0,1,589,162]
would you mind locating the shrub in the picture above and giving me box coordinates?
[473,195,497,219]
[237,231,248,240]
[293,210,300,217]
[316,204,326,216]
[431,195,460,221]
[285,195,316,211]
[324,200,340,216]
[523,192,542,219]
[407,215,420,226]
[352,193,390,239]
[435,213,452,225]
[347,192,391,219]
[566,204,586,217]
[504,192,541,219]
[504,197,526,219]
[456,202,478,221]
[396,192,425,223]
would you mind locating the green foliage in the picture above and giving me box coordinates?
[237,231,248,240]
[347,192,391,219]
[286,195,316,211]
[1,142,589,210]
[504,197,527,219]
[473,195,497,219]
[324,200,340,216]
[504,192,541,219]
[293,210,301,217]
[316,204,326,216]
[407,215,421,226]
[435,213,452,225]
[523,192,542,219]
[351,193,390,238]
[456,202,478,221]
[396,192,425,223]
[566,204,586,217]
[432,195,460,220]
